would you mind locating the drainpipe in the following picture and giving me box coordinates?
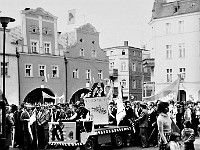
[64,56,68,103]
[16,43,21,105]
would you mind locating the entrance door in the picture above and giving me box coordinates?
[178,90,186,102]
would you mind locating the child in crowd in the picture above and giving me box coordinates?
[169,133,181,150]
[181,120,195,150]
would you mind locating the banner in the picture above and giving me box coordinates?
[67,9,76,25]
[84,97,109,125]
[143,78,180,102]
[116,85,126,125]
[42,91,55,99]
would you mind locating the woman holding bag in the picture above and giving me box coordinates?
[157,101,172,150]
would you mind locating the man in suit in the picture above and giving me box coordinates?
[135,103,149,148]
[37,105,50,148]
[51,105,64,141]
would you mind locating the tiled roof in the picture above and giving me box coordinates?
[152,0,200,20]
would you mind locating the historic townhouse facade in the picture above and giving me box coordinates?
[59,23,109,103]
[103,41,145,102]
[0,28,20,105]
[148,0,200,101]
[17,8,66,104]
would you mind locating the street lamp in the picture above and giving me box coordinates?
[0,16,15,150]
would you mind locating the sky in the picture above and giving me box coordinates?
[0,0,155,49]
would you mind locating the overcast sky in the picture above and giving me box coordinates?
[0,0,155,48]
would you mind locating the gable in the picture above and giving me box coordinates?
[21,7,57,20]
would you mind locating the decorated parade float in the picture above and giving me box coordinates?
[47,82,133,150]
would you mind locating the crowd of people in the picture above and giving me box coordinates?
[108,100,200,150]
[4,99,200,150]
[5,101,89,150]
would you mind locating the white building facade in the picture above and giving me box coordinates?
[148,0,200,101]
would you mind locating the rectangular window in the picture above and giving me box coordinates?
[25,64,32,77]
[132,63,136,72]
[179,68,186,80]
[179,43,185,58]
[122,79,126,88]
[73,68,79,79]
[44,42,51,54]
[98,70,103,80]
[31,40,38,53]
[166,45,172,59]
[138,63,142,72]
[91,50,96,58]
[132,80,136,89]
[138,80,142,89]
[121,62,126,71]
[166,23,171,35]
[52,65,59,78]
[110,51,113,56]
[1,62,9,76]
[39,65,46,77]
[86,69,91,80]
[80,48,84,56]
[110,62,114,70]
[167,69,172,82]
[178,21,184,33]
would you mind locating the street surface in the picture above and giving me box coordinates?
[9,137,200,150]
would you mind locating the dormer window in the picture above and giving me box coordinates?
[80,38,83,42]
[92,41,95,44]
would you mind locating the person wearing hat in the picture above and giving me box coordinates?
[134,102,149,148]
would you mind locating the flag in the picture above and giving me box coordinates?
[67,9,76,25]
[116,84,126,125]
[143,78,180,102]
[107,80,113,102]
[42,91,55,99]
[30,109,37,125]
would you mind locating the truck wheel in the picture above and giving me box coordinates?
[112,134,123,147]
[84,138,95,150]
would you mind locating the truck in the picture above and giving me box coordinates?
[47,84,134,150]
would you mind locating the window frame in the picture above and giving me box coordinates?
[25,64,33,77]
[30,39,39,53]
[73,68,79,79]
[166,68,172,82]
[98,70,103,80]
[38,65,46,77]
[86,69,91,80]
[166,45,172,59]
[1,62,9,76]
[52,65,59,78]
[44,41,52,54]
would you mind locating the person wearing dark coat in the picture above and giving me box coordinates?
[20,104,32,150]
[5,106,14,150]
[135,103,149,148]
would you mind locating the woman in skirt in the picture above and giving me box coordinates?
[157,101,172,150]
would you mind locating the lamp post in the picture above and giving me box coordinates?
[0,16,15,149]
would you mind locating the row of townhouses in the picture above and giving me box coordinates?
[0,7,150,105]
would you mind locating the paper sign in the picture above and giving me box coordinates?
[84,97,109,125]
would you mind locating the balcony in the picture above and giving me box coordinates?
[143,58,155,68]
[109,69,118,78]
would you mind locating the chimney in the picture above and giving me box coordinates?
[124,41,128,46]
